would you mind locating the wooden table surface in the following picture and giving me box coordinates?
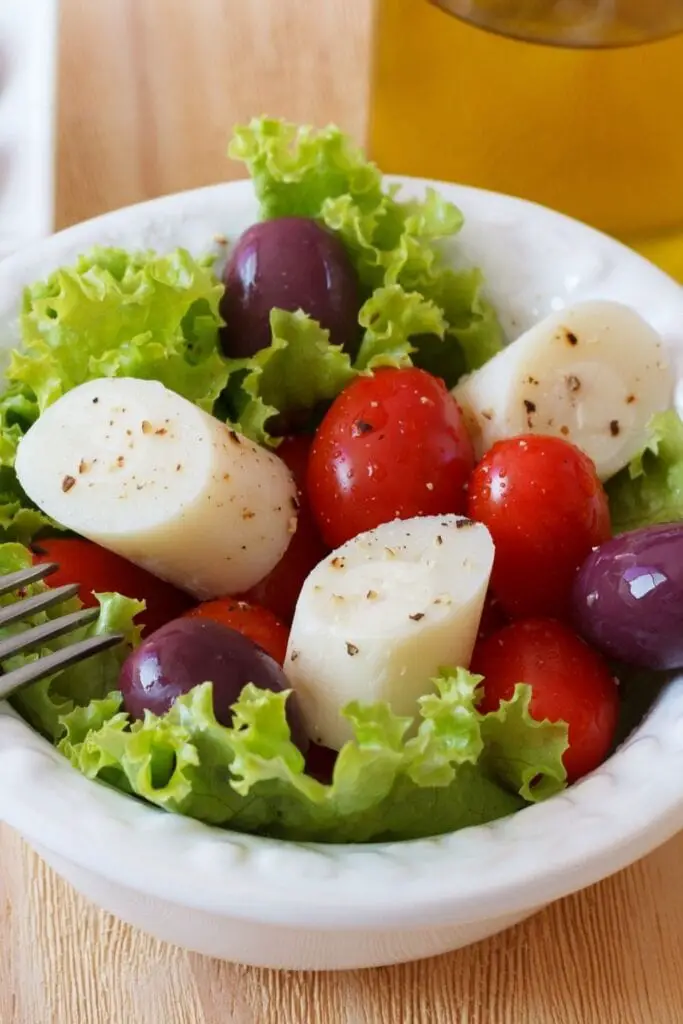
[2,1,683,1021]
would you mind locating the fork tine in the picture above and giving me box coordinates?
[0,632,125,702]
[0,607,100,662]
[0,582,80,628]
[0,562,59,596]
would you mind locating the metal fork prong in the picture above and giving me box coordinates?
[0,607,100,662]
[0,562,59,596]
[0,632,125,702]
[0,582,81,628]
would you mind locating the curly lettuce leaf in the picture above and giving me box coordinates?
[355,285,447,371]
[0,542,143,740]
[224,117,503,440]
[607,410,683,534]
[60,668,568,844]
[479,683,568,801]
[229,118,385,222]
[222,309,357,445]
[13,246,227,414]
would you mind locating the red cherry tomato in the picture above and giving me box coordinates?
[184,598,289,665]
[31,538,193,635]
[467,435,611,621]
[307,367,475,548]
[242,435,329,623]
[471,618,619,782]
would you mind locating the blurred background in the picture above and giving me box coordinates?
[56,0,373,226]
[56,0,683,277]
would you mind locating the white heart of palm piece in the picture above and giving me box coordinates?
[285,514,494,750]
[15,377,298,599]
[453,300,673,480]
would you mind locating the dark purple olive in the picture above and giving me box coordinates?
[219,217,360,358]
[572,523,683,671]
[118,618,308,751]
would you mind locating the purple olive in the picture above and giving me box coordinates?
[118,617,308,751]
[572,523,683,670]
[219,217,360,358]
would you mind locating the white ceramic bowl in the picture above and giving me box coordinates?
[0,178,682,972]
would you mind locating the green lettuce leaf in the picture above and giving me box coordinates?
[0,542,143,740]
[607,410,683,534]
[224,117,503,441]
[221,309,357,445]
[229,118,385,223]
[14,246,227,414]
[479,683,568,801]
[355,285,447,371]
[221,291,453,443]
[60,668,568,844]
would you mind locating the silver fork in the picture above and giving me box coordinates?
[0,562,124,702]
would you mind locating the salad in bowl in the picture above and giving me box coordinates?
[0,118,682,967]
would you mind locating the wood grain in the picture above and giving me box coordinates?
[2,0,683,1020]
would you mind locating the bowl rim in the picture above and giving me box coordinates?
[1,176,683,931]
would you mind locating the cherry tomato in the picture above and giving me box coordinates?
[184,598,289,665]
[307,367,475,548]
[467,435,611,621]
[241,435,329,623]
[31,538,193,635]
[471,618,619,782]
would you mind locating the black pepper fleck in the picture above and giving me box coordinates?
[61,475,76,493]
[455,518,475,529]
[610,419,621,436]
[346,642,359,656]
[409,612,425,622]
[566,330,578,346]
[566,375,581,392]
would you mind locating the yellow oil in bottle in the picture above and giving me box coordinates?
[368,0,683,278]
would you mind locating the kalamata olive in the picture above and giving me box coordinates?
[219,217,360,358]
[572,523,683,670]
[118,617,308,751]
